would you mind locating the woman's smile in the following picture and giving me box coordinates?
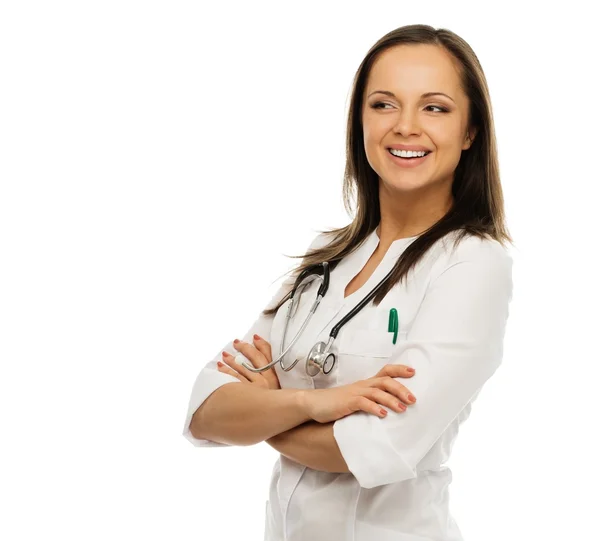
[386,148,433,169]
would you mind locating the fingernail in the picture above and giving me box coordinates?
[217,361,223,367]
[233,339,240,344]
[406,367,415,373]
[380,408,387,416]
[253,334,261,341]
[407,394,416,403]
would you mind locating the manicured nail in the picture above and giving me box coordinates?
[217,361,223,367]
[380,408,387,416]
[406,367,415,373]
[222,351,232,358]
[253,334,261,341]
[407,394,416,403]
[233,339,240,344]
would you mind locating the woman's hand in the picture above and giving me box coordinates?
[299,364,417,424]
[217,334,281,390]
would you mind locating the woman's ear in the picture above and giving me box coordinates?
[463,127,478,150]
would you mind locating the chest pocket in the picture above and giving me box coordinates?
[334,327,408,385]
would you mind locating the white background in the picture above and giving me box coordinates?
[1,1,598,540]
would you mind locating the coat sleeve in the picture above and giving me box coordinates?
[182,231,330,448]
[333,237,514,487]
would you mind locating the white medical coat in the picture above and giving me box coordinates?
[183,227,514,541]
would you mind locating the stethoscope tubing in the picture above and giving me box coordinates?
[240,258,397,376]
[240,273,324,373]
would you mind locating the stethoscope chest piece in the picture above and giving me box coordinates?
[306,341,336,376]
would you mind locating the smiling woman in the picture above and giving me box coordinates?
[183,23,514,541]
[361,44,477,204]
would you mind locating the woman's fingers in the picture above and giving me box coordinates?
[351,396,390,419]
[352,389,408,419]
[223,338,267,383]
[233,340,268,370]
[217,360,249,383]
[249,335,272,368]
[221,350,260,382]
[364,388,408,413]
[216,337,280,391]
[375,377,417,406]
[374,364,416,379]
[251,335,280,389]
[368,372,417,406]
[344,376,417,419]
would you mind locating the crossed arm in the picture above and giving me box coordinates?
[266,421,350,473]
[188,379,350,473]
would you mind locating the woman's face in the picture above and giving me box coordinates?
[361,44,476,197]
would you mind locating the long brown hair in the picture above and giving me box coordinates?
[263,24,513,317]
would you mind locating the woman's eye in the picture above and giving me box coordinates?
[371,102,448,113]
[371,102,391,110]
[426,105,448,113]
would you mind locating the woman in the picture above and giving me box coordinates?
[183,23,513,541]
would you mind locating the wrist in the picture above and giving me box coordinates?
[295,389,316,423]
[295,389,308,420]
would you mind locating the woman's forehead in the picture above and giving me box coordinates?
[366,45,462,97]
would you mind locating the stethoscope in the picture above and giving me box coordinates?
[239,260,397,377]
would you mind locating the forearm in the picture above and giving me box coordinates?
[190,383,311,446]
[267,421,350,473]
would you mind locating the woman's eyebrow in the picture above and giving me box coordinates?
[367,90,455,104]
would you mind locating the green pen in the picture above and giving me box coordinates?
[388,308,399,344]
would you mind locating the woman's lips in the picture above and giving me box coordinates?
[387,149,432,168]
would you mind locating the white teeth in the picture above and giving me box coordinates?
[389,149,429,158]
